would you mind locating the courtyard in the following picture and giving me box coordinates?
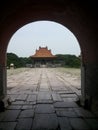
[0,67,98,130]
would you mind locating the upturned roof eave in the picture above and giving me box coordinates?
[31,55,57,58]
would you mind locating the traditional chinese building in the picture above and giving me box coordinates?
[30,46,57,67]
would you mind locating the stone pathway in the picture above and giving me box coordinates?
[0,68,98,130]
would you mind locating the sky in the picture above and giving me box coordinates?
[7,21,80,57]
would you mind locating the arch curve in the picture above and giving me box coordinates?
[0,1,96,63]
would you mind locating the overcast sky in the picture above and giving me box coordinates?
[7,21,80,57]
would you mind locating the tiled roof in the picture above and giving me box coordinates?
[31,46,56,58]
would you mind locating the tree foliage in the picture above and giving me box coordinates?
[55,54,81,68]
[7,53,32,68]
[7,53,81,68]
[7,53,21,68]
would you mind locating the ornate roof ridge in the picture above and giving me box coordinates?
[31,46,56,58]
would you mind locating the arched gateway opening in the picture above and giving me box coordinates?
[7,20,81,105]
[0,0,98,126]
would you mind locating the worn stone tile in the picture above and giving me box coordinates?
[39,88,49,91]
[9,94,19,102]
[52,87,67,91]
[29,101,36,105]
[85,119,98,130]
[54,101,79,108]
[57,90,73,94]
[0,112,5,121]
[37,92,52,101]
[35,104,55,114]
[22,105,33,109]
[58,117,72,130]
[7,105,22,110]
[56,90,74,94]
[74,108,95,118]
[37,100,53,104]
[19,109,34,118]
[0,110,20,121]
[23,90,34,94]
[56,108,78,117]
[40,83,49,89]
[12,101,29,105]
[62,98,73,102]
[60,94,77,98]
[52,93,62,102]
[32,91,38,95]
[32,114,58,130]
[0,122,17,130]
[69,118,91,130]
[62,97,79,102]
[16,94,27,101]
[16,118,32,130]
[27,94,36,102]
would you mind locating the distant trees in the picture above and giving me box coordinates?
[7,53,21,68]
[19,57,32,67]
[7,53,32,68]
[7,53,81,68]
[55,54,81,68]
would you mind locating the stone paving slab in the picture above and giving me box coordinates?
[56,108,78,117]
[37,92,52,101]
[0,110,20,121]
[52,93,62,102]
[39,88,50,91]
[0,122,17,130]
[74,108,95,118]
[12,101,29,105]
[35,104,55,114]
[29,101,36,105]
[27,94,37,102]
[57,90,73,94]
[7,105,22,110]
[16,118,32,130]
[54,101,79,108]
[60,93,78,98]
[37,100,53,104]
[62,97,79,102]
[8,94,19,102]
[19,109,34,118]
[69,118,91,130]
[52,87,67,91]
[85,119,98,130]
[32,114,58,130]
[40,83,49,89]
[15,94,27,101]
[58,117,72,130]
[21,105,33,109]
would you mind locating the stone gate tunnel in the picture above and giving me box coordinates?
[0,0,98,116]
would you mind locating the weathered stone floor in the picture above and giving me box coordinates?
[0,68,98,130]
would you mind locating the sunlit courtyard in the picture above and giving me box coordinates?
[7,67,81,96]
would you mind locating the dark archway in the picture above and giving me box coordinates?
[0,1,98,112]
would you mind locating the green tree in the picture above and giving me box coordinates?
[7,53,32,68]
[7,53,23,68]
[55,54,81,68]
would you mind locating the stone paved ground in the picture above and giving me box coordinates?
[0,68,98,130]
